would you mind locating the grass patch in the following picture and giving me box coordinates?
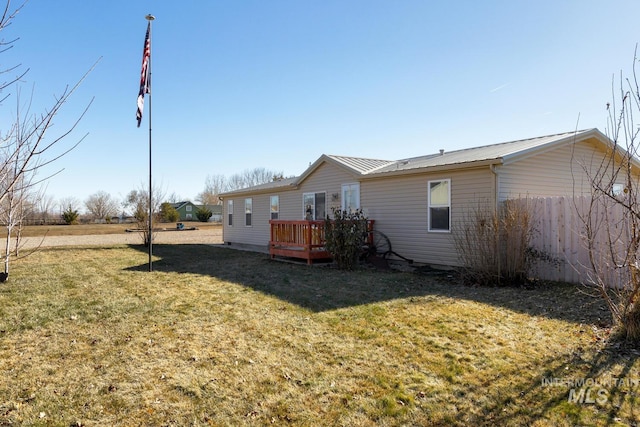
[0,243,638,426]
[16,221,220,237]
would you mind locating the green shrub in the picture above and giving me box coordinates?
[160,203,180,223]
[61,207,79,225]
[195,206,213,222]
[324,208,368,270]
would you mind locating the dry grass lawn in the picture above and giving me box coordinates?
[16,221,220,237]
[0,242,639,426]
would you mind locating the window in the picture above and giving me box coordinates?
[245,198,252,226]
[341,183,360,212]
[303,192,326,220]
[612,183,625,197]
[186,213,192,220]
[270,195,279,220]
[227,200,233,226]
[428,179,450,232]
[186,205,192,212]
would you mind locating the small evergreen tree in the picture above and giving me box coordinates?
[61,206,79,225]
[195,206,212,222]
[160,202,180,222]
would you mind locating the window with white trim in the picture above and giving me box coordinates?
[186,205,192,212]
[270,195,279,220]
[245,198,252,226]
[428,179,450,232]
[303,192,326,220]
[227,200,233,226]
[612,183,625,197]
[341,183,360,212]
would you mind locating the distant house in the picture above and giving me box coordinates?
[219,129,630,269]
[170,202,223,222]
[205,204,223,222]
[171,201,199,221]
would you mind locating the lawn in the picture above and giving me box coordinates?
[0,243,638,426]
[15,221,220,237]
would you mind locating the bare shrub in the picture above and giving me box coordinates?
[324,208,368,270]
[571,47,640,345]
[454,198,535,286]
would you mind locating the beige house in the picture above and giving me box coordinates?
[220,128,622,267]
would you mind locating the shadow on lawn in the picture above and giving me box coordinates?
[126,244,609,324]
[470,344,640,426]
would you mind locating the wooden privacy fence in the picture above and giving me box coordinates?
[524,196,631,285]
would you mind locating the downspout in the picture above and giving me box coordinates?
[490,164,500,285]
[489,164,499,214]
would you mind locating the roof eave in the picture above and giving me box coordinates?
[501,128,601,165]
[361,158,502,179]
[296,154,362,185]
[219,182,299,198]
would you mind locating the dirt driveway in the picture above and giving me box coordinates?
[13,227,224,249]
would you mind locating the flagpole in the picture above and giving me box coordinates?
[146,13,155,272]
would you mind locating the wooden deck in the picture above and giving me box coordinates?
[269,220,328,264]
[269,219,374,265]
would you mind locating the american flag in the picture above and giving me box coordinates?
[136,22,151,127]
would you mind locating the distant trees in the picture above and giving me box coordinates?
[85,191,120,223]
[197,174,226,206]
[33,194,56,225]
[197,168,285,206]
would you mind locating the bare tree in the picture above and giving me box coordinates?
[237,167,282,188]
[166,192,183,204]
[0,1,28,99]
[200,168,284,201]
[124,183,166,246]
[196,173,227,205]
[575,47,640,344]
[34,192,55,225]
[58,197,82,215]
[85,191,119,222]
[0,1,96,281]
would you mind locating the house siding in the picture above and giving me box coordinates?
[220,130,632,270]
[497,138,608,200]
[223,195,272,248]
[362,167,494,266]
[223,164,495,266]
[222,162,356,247]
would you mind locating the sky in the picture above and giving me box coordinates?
[2,0,640,211]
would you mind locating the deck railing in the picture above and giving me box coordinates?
[268,219,374,264]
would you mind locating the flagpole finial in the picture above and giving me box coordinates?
[146,14,155,21]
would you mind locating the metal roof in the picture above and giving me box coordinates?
[221,129,609,196]
[325,155,396,174]
[372,129,598,174]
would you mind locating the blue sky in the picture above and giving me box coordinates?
[2,0,640,208]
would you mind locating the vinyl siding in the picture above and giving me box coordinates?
[222,194,272,247]
[362,167,494,266]
[222,137,628,267]
[222,162,356,245]
[269,162,354,220]
[497,138,610,200]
